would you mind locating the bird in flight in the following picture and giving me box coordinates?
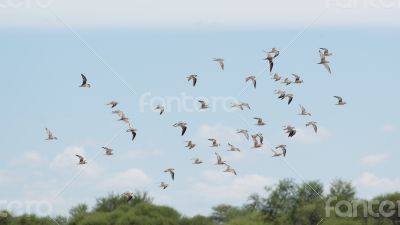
[231,102,251,110]
[285,93,294,105]
[283,125,297,138]
[164,168,175,180]
[298,104,311,116]
[160,182,168,189]
[185,141,196,150]
[208,139,221,147]
[155,105,165,115]
[173,122,187,136]
[282,77,292,86]
[318,48,332,74]
[254,117,266,126]
[275,89,286,100]
[251,134,263,149]
[79,74,91,88]
[275,145,287,157]
[107,101,118,108]
[227,143,240,152]
[215,152,227,165]
[237,129,249,140]
[101,147,114,156]
[223,165,237,176]
[198,100,209,109]
[117,112,130,124]
[187,74,198,87]
[334,96,346,105]
[245,76,257,89]
[75,154,87,165]
[191,158,203,164]
[126,126,137,141]
[306,121,318,133]
[123,192,134,202]
[272,73,281,81]
[264,48,279,72]
[45,128,57,140]
[292,74,303,84]
[213,58,224,70]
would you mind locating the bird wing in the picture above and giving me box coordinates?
[323,62,331,74]
[81,74,87,85]
[193,77,197,86]
[75,154,84,160]
[181,126,187,136]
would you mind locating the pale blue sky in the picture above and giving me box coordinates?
[0,0,400,218]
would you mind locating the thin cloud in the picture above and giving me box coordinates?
[360,153,389,167]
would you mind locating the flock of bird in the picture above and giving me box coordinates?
[44,48,346,202]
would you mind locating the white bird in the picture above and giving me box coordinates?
[160,182,168,189]
[75,154,87,165]
[255,133,264,144]
[275,145,287,157]
[107,101,118,108]
[79,74,91,88]
[298,104,311,116]
[251,135,263,149]
[126,126,137,141]
[45,128,57,140]
[173,122,187,136]
[245,76,257,89]
[191,158,203,164]
[254,117,266,126]
[122,192,134,202]
[164,168,175,180]
[285,93,294,105]
[292,74,303,84]
[213,58,225,70]
[112,110,124,117]
[237,129,249,140]
[118,112,130,124]
[282,78,292,85]
[275,89,286,100]
[231,102,251,110]
[306,121,318,133]
[283,125,296,138]
[208,139,221,147]
[101,147,114,156]
[318,49,332,74]
[187,74,198,86]
[223,165,237,175]
[155,105,165,115]
[264,48,279,72]
[228,143,240,152]
[334,96,346,105]
[198,100,209,109]
[215,152,226,165]
[272,73,281,81]
[185,141,196,150]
